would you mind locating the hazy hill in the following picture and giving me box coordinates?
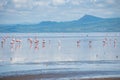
[0,15,120,32]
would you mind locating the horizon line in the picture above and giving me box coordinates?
[0,15,120,25]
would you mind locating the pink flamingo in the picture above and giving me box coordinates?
[102,40,106,47]
[28,38,33,48]
[103,37,108,47]
[1,37,6,48]
[58,40,61,47]
[77,40,80,48]
[96,54,98,58]
[116,56,118,59]
[15,39,22,49]
[58,40,61,50]
[4,35,9,40]
[10,39,15,50]
[12,38,15,42]
[34,39,39,50]
[105,37,108,41]
[10,57,12,62]
[1,40,4,48]
[114,39,117,48]
[104,37,108,46]
[42,39,46,48]
[89,40,92,48]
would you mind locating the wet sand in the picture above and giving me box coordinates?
[80,78,120,80]
[0,74,120,80]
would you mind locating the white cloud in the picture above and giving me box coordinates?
[51,0,69,6]
[90,0,97,3]
[33,1,49,6]
[70,0,84,5]
[12,0,34,9]
[0,0,120,24]
[12,0,51,9]
[96,3,105,7]
[12,0,28,4]
[105,0,115,4]
[0,0,7,10]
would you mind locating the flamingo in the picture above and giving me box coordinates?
[42,39,46,48]
[77,40,80,48]
[1,40,4,48]
[109,39,111,45]
[114,39,117,48]
[28,38,33,48]
[12,38,15,42]
[96,54,98,58]
[16,39,22,49]
[103,37,109,47]
[89,40,92,48]
[103,40,106,47]
[58,40,61,50]
[34,39,39,50]
[116,56,118,59]
[10,39,15,51]
[1,37,6,48]
[10,57,13,62]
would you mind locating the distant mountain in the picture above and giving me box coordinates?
[78,15,103,22]
[0,15,120,32]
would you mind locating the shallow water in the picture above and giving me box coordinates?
[0,33,120,79]
[0,61,120,79]
[0,33,120,63]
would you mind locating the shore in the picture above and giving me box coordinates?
[81,78,120,80]
[0,74,120,80]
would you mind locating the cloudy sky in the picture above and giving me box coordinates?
[0,0,120,24]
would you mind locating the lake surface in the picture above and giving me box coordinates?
[0,33,120,62]
[0,33,120,79]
